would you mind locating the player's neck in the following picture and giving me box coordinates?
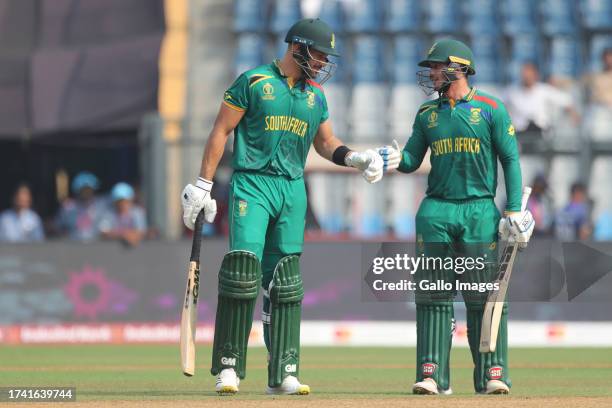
[278,54,303,83]
[445,80,471,101]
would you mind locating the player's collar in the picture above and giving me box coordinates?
[438,87,477,106]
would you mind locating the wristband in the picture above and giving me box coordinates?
[332,145,352,167]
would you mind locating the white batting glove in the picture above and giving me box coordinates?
[498,210,535,250]
[376,140,402,172]
[345,149,384,183]
[181,177,217,230]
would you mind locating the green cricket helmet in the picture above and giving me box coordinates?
[418,39,476,74]
[417,39,475,95]
[285,18,339,85]
[285,18,340,57]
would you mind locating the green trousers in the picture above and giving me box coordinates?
[414,197,511,393]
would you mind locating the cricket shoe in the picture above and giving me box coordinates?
[412,378,453,395]
[483,379,510,395]
[215,368,239,395]
[266,376,310,395]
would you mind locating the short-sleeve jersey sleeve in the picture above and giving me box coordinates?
[223,74,250,111]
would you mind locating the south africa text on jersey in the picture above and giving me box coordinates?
[431,136,481,157]
[264,115,308,137]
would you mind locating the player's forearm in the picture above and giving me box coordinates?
[501,157,522,212]
[314,134,344,161]
[199,128,230,181]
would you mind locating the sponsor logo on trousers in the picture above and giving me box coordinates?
[489,366,503,380]
[422,362,437,377]
[221,357,236,366]
[285,364,297,373]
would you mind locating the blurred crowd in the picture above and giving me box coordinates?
[1,172,152,246]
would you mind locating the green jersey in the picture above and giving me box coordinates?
[398,88,522,212]
[223,60,329,179]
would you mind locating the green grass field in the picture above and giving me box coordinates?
[1,345,611,406]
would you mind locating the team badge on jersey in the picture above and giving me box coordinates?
[262,82,275,101]
[427,111,438,128]
[508,124,515,136]
[238,200,248,216]
[469,107,481,124]
[306,91,315,108]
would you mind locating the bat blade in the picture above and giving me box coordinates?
[479,186,531,353]
[180,261,200,376]
[180,211,204,376]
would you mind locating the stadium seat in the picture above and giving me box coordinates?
[325,83,350,138]
[594,212,612,241]
[350,175,386,237]
[389,84,424,140]
[234,34,265,76]
[392,35,422,82]
[549,155,581,209]
[501,0,537,35]
[463,0,499,35]
[307,173,347,234]
[233,0,265,32]
[588,157,612,221]
[345,0,383,33]
[519,156,548,192]
[472,56,502,84]
[550,36,581,79]
[350,83,388,141]
[507,34,541,83]
[319,0,344,33]
[581,0,612,30]
[388,176,419,238]
[352,35,385,83]
[424,0,459,33]
[384,0,421,33]
[584,105,612,141]
[270,0,302,34]
[589,35,612,72]
[541,0,577,35]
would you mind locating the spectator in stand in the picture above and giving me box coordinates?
[587,47,612,108]
[98,182,147,247]
[555,182,593,241]
[0,184,44,242]
[56,171,106,240]
[526,174,555,237]
[504,62,580,144]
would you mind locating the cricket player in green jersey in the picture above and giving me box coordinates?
[380,39,535,395]
[181,18,384,395]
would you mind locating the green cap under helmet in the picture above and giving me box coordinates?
[418,39,476,75]
[285,18,340,57]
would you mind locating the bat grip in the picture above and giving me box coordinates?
[520,186,532,212]
[190,210,205,262]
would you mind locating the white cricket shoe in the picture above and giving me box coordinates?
[484,379,510,394]
[412,378,453,395]
[266,375,310,395]
[215,368,239,395]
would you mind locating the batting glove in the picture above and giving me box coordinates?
[498,210,535,250]
[376,140,402,172]
[181,177,217,230]
[345,149,384,183]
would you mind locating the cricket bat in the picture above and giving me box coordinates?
[180,210,205,376]
[479,186,532,353]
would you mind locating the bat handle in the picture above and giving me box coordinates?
[190,210,205,262]
[520,186,532,212]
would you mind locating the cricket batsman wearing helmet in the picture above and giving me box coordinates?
[181,18,384,395]
[380,39,535,394]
